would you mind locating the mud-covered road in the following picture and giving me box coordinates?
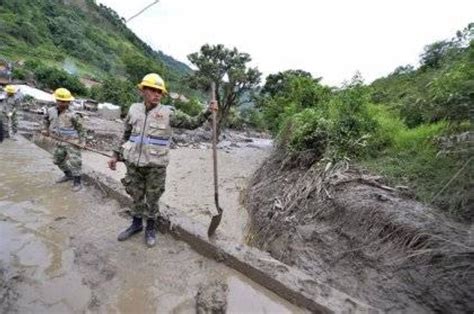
[0,137,304,313]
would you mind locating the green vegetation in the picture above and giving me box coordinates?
[89,77,139,114]
[371,25,473,127]
[172,97,203,117]
[1,0,471,218]
[255,24,473,220]
[187,44,262,130]
[0,0,193,102]
[21,60,88,95]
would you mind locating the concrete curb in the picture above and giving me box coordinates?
[32,135,380,314]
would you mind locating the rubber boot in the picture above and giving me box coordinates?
[72,176,82,192]
[56,170,73,183]
[118,216,143,241]
[145,219,156,248]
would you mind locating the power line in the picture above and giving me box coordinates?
[126,0,159,23]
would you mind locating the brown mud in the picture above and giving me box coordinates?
[245,149,474,313]
[0,137,305,313]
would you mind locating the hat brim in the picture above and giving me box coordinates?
[55,96,75,102]
[138,82,168,94]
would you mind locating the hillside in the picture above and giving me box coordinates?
[254,24,473,219]
[244,24,473,312]
[0,0,191,87]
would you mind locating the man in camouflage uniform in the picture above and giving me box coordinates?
[108,73,218,247]
[42,88,85,192]
[0,85,19,141]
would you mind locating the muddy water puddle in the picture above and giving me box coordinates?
[1,137,304,313]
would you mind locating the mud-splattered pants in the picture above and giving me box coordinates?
[53,144,82,177]
[0,111,18,138]
[121,162,167,221]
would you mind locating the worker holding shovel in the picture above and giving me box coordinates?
[108,73,218,247]
[42,87,85,192]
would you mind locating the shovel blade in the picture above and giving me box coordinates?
[207,207,223,237]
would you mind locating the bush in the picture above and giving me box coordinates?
[372,25,473,127]
[224,107,246,130]
[173,97,203,116]
[32,63,87,95]
[279,81,378,160]
[240,106,266,131]
[282,108,331,155]
[361,119,473,219]
[89,77,139,114]
[257,74,332,134]
[11,67,28,80]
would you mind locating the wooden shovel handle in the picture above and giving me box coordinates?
[211,82,219,207]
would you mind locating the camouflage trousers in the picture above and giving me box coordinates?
[121,162,167,220]
[53,144,82,177]
[0,111,18,137]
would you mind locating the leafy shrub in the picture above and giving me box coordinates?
[89,77,139,114]
[240,106,266,131]
[34,64,87,95]
[279,78,378,160]
[224,107,246,130]
[282,108,331,156]
[173,97,203,117]
[11,67,27,80]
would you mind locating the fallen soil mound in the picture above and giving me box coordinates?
[245,149,474,312]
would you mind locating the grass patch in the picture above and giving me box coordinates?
[361,105,472,220]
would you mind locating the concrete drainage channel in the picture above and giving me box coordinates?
[30,134,379,313]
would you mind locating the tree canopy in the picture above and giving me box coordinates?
[187,44,261,129]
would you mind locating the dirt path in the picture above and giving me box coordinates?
[0,137,303,313]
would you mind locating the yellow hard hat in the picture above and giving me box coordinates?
[53,87,75,102]
[5,85,16,94]
[138,73,168,94]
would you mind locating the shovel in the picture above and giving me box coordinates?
[207,82,223,237]
[44,133,113,158]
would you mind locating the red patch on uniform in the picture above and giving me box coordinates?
[154,112,163,119]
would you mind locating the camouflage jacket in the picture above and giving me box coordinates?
[43,106,85,143]
[0,97,18,121]
[115,102,211,167]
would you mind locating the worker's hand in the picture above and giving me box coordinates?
[108,157,118,171]
[209,100,218,112]
[41,130,50,137]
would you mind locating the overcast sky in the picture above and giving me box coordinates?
[96,0,473,86]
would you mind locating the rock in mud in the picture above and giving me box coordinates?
[195,281,228,314]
